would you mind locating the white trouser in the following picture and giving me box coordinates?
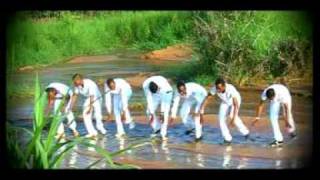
[83,98,105,136]
[179,99,204,139]
[113,88,133,135]
[218,98,249,141]
[269,99,295,142]
[54,98,76,135]
[147,92,173,138]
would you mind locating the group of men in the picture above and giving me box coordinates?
[45,74,296,147]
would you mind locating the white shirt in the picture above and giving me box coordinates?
[104,78,131,114]
[171,82,208,118]
[142,76,173,114]
[210,83,241,105]
[74,78,101,99]
[46,82,73,98]
[261,84,291,104]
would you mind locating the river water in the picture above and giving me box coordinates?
[6,49,313,169]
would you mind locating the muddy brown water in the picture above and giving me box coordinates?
[7,49,313,169]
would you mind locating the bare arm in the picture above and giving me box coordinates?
[232,97,239,120]
[255,100,265,118]
[200,94,212,114]
[69,94,78,112]
[45,96,54,116]
[252,100,265,126]
[86,95,94,114]
[283,103,291,128]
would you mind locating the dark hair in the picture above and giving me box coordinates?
[106,78,115,87]
[149,81,158,93]
[45,87,56,93]
[266,88,275,99]
[176,80,185,92]
[72,73,83,80]
[215,77,226,86]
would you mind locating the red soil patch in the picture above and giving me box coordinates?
[140,44,193,61]
[67,55,117,64]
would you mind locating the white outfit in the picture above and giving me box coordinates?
[74,78,106,136]
[210,83,249,141]
[46,82,76,135]
[261,84,295,142]
[143,76,173,138]
[105,78,133,135]
[171,82,208,139]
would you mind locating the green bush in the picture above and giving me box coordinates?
[191,11,312,85]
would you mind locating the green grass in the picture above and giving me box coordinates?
[6,11,312,96]
[7,11,193,72]
[6,73,152,169]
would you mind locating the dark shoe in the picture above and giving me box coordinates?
[150,129,161,138]
[289,132,297,139]
[154,129,161,134]
[244,134,250,140]
[244,133,255,141]
[185,128,195,135]
[220,139,232,146]
[269,140,283,147]
[195,136,203,142]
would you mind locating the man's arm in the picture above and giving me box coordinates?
[45,96,54,116]
[229,97,239,127]
[104,84,112,115]
[170,93,180,119]
[69,94,78,112]
[200,93,212,114]
[86,95,94,114]
[283,103,291,128]
[252,100,265,126]
[145,88,154,115]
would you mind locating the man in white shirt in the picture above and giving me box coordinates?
[142,76,173,141]
[105,78,135,138]
[252,84,296,147]
[171,81,208,141]
[45,82,79,139]
[200,78,249,145]
[69,74,107,138]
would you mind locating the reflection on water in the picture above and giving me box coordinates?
[237,157,248,169]
[11,119,309,169]
[223,146,232,168]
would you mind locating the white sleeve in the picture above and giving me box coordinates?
[261,89,267,101]
[120,88,128,111]
[104,84,112,114]
[171,91,180,118]
[74,87,79,95]
[144,86,154,115]
[88,84,96,97]
[209,86,216,96]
